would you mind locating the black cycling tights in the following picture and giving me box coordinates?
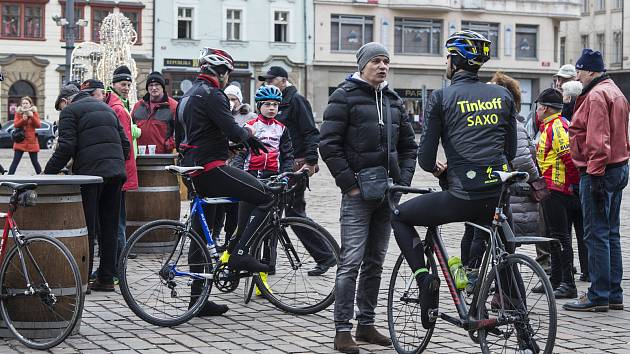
[191,165,272,254]
[391,191,497,273]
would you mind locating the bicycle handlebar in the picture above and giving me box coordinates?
[388,184,434,215]
[264,170,309,194]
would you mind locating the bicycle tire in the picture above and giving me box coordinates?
[118,219,213,327]
[477,253,557,354]
[388,249,438,354]
[252,217,339,315]
[0,234,83,350]
[242,275,256,304]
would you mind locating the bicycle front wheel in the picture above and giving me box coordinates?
[0,234,83,350]
[477,253,557,354]
[252,217,340,315]
[118,220,213,327]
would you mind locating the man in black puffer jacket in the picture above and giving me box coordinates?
[320,42,417,353]
[45,79,130,292]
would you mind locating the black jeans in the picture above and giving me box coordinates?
[8,150,41,175]
[285,184,335,264]
[81,177,124,283]
[541,191,576,287]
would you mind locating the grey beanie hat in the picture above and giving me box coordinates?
[356,42,389,72]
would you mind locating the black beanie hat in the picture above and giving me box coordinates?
[146,71,165,91]
[112,65,133,83]
[535,88,564,110]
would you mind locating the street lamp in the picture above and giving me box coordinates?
[52,0,88,83]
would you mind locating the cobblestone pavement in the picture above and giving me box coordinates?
[0,149,629,353]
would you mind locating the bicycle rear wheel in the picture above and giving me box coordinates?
[477,253,557,354]
[252,217,339,315]
[388,248,438,354]
[0,234,83,350]
[118,220,213,327]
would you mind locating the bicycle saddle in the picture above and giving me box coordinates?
[165,165,204,175]
[0,182,37,192]
[492,171,529,183]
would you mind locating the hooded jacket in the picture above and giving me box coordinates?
[106,92,138,190]
[44,92,129,179]
[418,71,517,200]
[320,73,418,193]
[13,105,41,153]
[131,92,178,154]
[276,85,320,165]
[568,75,630,176]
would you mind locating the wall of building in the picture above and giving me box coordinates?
[0,0,153,122]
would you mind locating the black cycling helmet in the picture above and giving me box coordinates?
[446,30,491,67]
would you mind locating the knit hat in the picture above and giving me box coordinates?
[575,48,606,72]
[55,84,80,111]
[554,64,577,79]
[80,79,105,92]
[224,85,243,103]
[112,65,133,83]
[535,88,564,110]
[146,71,166,90]
[356,42,389,72]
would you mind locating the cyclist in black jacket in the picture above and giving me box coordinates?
[175,48,271,273]
[391,31,517,329]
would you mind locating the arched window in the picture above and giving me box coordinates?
[8,80,36,121]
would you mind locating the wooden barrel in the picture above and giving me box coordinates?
[126,154,180,253]
[0,175,102,339]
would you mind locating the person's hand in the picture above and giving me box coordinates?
[590,175,606,207]
[244,125,255,137]
[299,163,319,177]
[245,136,268,156]
[432,160,447,177]
[347,187,360,197]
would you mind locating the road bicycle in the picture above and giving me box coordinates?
[118,166,340,327]
[387,171,557,354]
[0,182,83,349]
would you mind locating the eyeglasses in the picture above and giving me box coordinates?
[261,102,279,107]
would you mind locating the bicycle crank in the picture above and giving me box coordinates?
[213,263,239,293]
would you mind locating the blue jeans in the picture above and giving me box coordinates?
[334,193,391,331]
[579,164,629,305]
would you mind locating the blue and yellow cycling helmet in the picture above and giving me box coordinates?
[255,85,282,102]
[446,30,491,66]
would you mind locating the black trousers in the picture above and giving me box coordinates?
[566,191,588,276]
[81,177,124,283]
[542,191,577,287]
[8,150,41,175]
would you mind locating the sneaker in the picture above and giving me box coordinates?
[89,279,115,292]
[307,257,337,276]
[553,283,577,299]
[189,299,229,317]
[227,253,270,273]
[563,292,609,312]
[254,272,272,296]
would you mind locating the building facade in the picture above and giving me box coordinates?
[310,0,581,123]
[0,0,154,122]
[153,0,312,105]
[559,0,628,98]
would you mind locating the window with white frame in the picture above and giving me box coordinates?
[596,33,605,56]
[515,25,537,59]
[274,11,289,42]
[331,15,373,52]
[461,21,499,57]
[394,18,442,55]
[226,9,242,41]
[581,34,589,49]
[177,7,193,39]
[613,31,622,64]
[596,0,605,11]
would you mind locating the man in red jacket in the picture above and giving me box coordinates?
[105,79,139,268]
[565,49,630,312]
[131,72,178,154]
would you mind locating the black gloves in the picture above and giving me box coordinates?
[245,136,268,156]
[590,174,605,207]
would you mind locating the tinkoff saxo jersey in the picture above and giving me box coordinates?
[418,71,517,200]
